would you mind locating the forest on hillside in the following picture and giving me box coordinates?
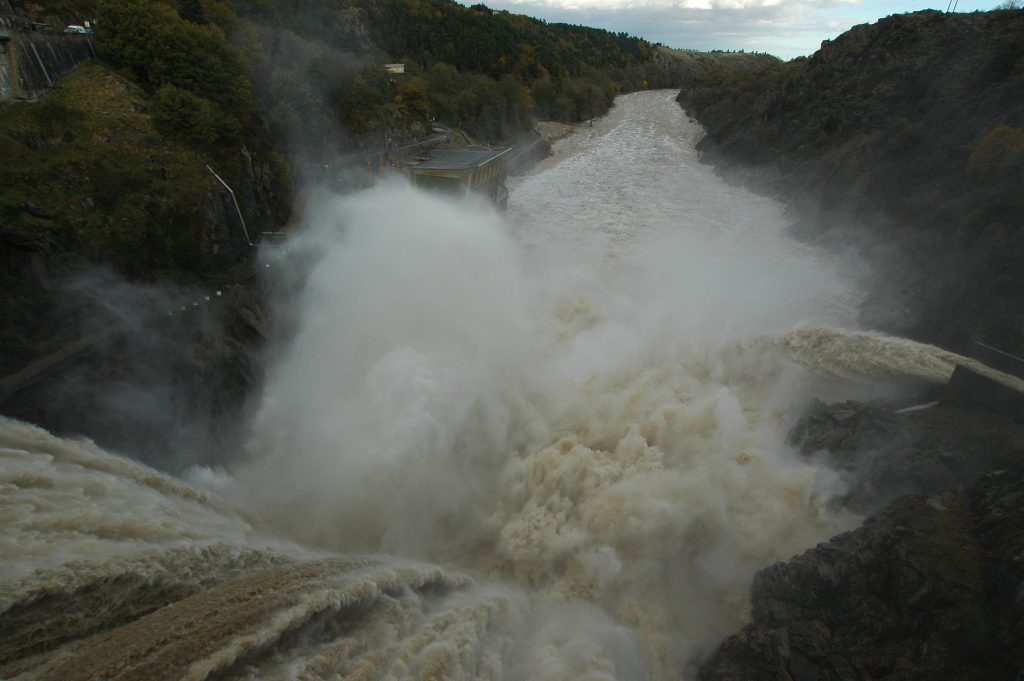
[0,0,703,381]
[226,0,676,151]
[0,0,685,288]
[90,0,676,154]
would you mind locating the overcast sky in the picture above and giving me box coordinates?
[468,0,1003,59]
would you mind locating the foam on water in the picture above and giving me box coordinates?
[0,92,974,680]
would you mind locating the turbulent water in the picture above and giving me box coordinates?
[0,91,979,681]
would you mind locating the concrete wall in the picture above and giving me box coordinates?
[0,37,13,101]
[0,16,95,102]
[0,14,15,100]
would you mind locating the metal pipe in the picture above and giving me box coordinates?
[206,165,253,247]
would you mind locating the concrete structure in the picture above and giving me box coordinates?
[399,148,511,206]
[0,11,95,102]
[0,34,11,100]
[0,11,17,100]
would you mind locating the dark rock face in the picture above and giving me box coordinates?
[789,399,1024,514]
[682,14,1024,677]
[0,281,268,472]
[679,9,1024,356]
[698,464,1024,681]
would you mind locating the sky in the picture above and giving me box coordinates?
[466,0,1004,59]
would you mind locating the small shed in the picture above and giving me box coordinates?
[399,148,511,207]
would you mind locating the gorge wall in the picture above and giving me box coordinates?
[679,9,1024,357]
[678,11,1024,679]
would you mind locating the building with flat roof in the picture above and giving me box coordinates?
[399,148,511,208]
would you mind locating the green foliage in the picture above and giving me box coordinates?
[26,98,86,137]
[685,58,792,156]
[0,63,219,279]
[178,0,206,23]
[332,68,390,134]
[96,0,253,121]
[356,0,653,82]
[7,0,99,25]
[226,0,671,138]
[150,84,219,145]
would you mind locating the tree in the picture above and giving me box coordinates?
[150,84,218,145]
[178,0,206,24]
[96,0,252,120]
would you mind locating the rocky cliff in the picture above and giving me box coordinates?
[691,363,1024,679]
[679,9,1024,356]
[0,60,284,465]
[698,459,1024,681]
[0,281,269,471]
[789,398,1024,514]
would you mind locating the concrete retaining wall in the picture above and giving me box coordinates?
[0,18,95,102]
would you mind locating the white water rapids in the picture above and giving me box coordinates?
[0,91,976,680]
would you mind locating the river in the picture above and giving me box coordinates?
[0,91,970,680]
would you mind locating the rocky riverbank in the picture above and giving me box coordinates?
[675,24,1024,671]
[699,463,1024,681]
[694,392,1024,680]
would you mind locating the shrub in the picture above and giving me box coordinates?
[96,0,252,121]
[150,84,218,145]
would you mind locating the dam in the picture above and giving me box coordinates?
[0,91,997,680]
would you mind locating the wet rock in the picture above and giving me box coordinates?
[789,398,1024,514]
[698,464,1024,681]
[0,281,270,472]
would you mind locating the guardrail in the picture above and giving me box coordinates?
[972,341,1024,380]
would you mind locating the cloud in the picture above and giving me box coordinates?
[496,0,859,8]
[473,0,940,59]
